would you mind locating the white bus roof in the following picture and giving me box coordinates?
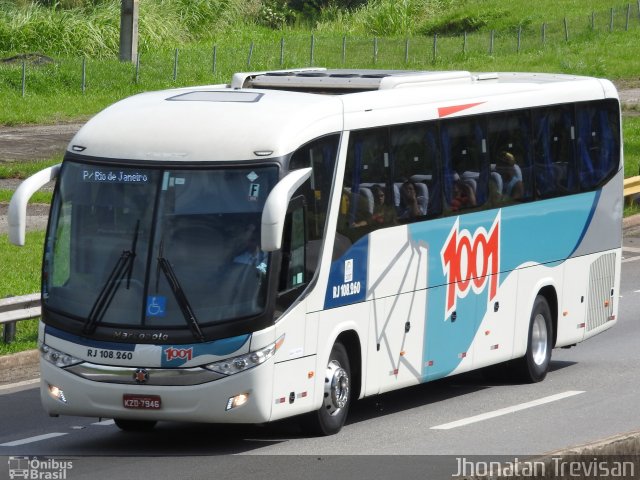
[69,69,618,163]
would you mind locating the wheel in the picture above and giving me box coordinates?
[301,342,351,436]
[114,418,157,432]
[512,295,553,383]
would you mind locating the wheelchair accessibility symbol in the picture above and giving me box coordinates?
[146,296,167,317]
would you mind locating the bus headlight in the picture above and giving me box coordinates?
[41,344,82,368]
[205,335,284,376]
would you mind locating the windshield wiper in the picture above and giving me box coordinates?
[83,221,140,335]
[157,256,205,342]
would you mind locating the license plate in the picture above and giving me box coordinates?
[123,394,161,410]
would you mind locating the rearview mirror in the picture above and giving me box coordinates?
[9,164,61,246]
[261,167,311,252]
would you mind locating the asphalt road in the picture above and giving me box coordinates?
[0,230,639,479]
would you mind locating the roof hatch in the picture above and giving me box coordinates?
[167,91,264,102]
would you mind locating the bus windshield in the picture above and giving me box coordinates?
[44,160,279,337]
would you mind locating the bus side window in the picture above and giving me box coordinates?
[533,106,578,197]
[340,128,391,240]
[390,123,442,218]
[289,133,340,264]
[575,99,620,191]
[487,111,533,205]
[277,199,307,312]
[441,117,489,214]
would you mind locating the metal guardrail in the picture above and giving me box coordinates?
[624,175,640,200]
[0,293,41,343]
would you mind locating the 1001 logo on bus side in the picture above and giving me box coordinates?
[441,212,501,320]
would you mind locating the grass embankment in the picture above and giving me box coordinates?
[0,156,59,202]
[0,230,43,356]
[0,158,57,355]
[1,0,639,124]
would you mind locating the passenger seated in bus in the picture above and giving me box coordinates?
[398,180,427,220]
[450,180,476,211]
[495,151,524,200]
[339,187,371,230]
[368,184,397,226]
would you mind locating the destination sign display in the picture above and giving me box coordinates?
[82,169,149,184]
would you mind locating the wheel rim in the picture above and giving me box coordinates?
[323,359,350,416]
[531,313,548,366]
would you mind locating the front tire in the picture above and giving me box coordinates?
[301,342,351,436]
[513,295,553,383]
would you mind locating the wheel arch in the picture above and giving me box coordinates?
[334,330,362,401]
[537,285,558,348]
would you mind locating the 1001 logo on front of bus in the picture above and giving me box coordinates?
[441,211,501,320]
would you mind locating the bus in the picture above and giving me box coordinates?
[9,68,622,435]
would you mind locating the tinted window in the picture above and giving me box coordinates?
[533,105,578,197]
[391,123,442,217]
[441,117,489,213]
[334,99,619,243]
[487,111,533,205]
[575,100,620,190]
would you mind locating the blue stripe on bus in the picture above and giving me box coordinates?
[409,191,599,381]
[569,189,601,258]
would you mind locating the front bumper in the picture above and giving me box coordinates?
[40,358,274,424]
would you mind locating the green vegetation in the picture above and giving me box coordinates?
[2,0,636,53]
[0,1,638,126]
[0,0,257,55]
[0,230,44,297]
[624,201,640,218]
[624,116,640,178]
[0,318,38,355]
[0,230,44,355]
[0,157,59,202]
[0,156,60,178]
[0,228,44,357]
[0,189,51,203]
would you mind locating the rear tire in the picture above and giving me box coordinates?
[114,419,157,432]
[301,342,351,436]
[512,295,553,383]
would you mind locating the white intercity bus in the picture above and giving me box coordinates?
[10,68,622,435]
